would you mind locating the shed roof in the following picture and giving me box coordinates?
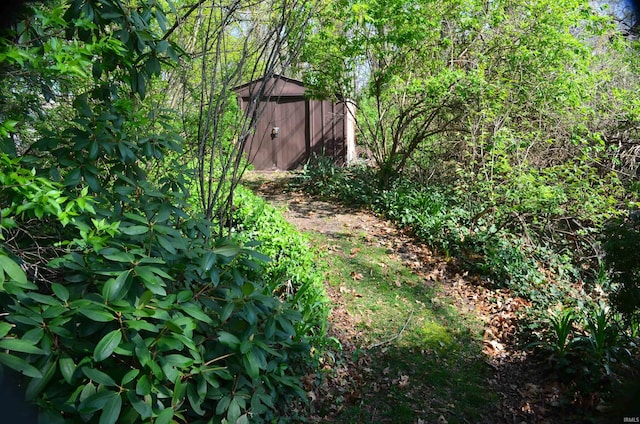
[233,74,307,99]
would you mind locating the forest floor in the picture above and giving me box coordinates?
[243,171,613,424]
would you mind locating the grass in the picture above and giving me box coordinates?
[310,230,496,423]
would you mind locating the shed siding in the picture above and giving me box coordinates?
[235,75,353,170]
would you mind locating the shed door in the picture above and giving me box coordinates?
[273,98,308,170]
[245,98,308,170]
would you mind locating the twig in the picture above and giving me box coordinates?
[367,309,414,350]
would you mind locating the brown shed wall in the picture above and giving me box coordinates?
[235,76,350,171]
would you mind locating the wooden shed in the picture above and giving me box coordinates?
[234,75,356,170]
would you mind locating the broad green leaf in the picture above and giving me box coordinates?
[172,377,186,408]
[143,279,166,296]
[201,252,216,272]
[127,320,158,332]
[79,308,115,322]
[42,304,67,319]
[133,335,151,367]
[94,329,122,362]
[135,374,152,396]
[243,351,260,379]
[101,251,135,263]
[26,293,58,305]
[176,290,193,303]
[121,225,149,235]
[0,255,28,286]
[146,266,172,280]
[136,290,153,308]
[0,338,45,355]
[0,352,42,378]
[164,354,194,368]
[217,331,240,349]
[99,392,122,424]
[25,358,56,401]
[213,244,241,258]
[239,340,251,355]
[156,234,176,254]
[121,369,140,386]
[227,396,242,423]
[78,390,118,414]
[180,303,213,324]
[220,302,234,322]
[82,367,117,386]
[103,269,132,302]
[79,381,96,403]
[0,322,12,338]
[59,355,76,384]
[127,390,152,418]
[187,383,206,416]
[216,395,231,416]
[51,283,69,302]
[155,407,174,424]
[123,213,148,224]
[246,249,271,263]
[138,256,165,265]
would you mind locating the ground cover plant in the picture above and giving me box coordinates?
[297,156,640,417]
[0,1,329,422]
[3,0,640,421]
[298,0,640,412]
[230,185,330,345]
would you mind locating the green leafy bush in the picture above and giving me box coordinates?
[0,155,315,423]
[231,186,330,343]
[0,1,327,422]
[297,155,379,206]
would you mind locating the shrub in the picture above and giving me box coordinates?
[0,155,317,423]
[230,186,330,343]
[297,154,379,206]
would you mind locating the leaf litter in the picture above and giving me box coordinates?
[246,171,603,423]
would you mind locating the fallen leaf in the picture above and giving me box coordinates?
[398,374,410,388]
[351,271,364,280]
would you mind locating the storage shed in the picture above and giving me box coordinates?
[234,75,356,170]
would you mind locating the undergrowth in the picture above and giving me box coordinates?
[0,156,330,423]
[297,155,640,415]
[231,185,330,348]
[306,230,494,423]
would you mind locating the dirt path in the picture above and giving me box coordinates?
[244,172,569,423]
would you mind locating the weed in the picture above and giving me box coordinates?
[548,307,579,359]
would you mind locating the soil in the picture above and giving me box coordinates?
[243,171,623,424]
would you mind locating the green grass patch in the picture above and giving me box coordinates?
[310,231,495,423]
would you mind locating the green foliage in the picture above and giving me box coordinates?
[603,213,640,326]
[532,303,635,398]
[1,154,313,423]
[304,0,613,188]
[297,155,379,206]
[298,154,347,197]
[0,1,327,422]
[230,186,330,343]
